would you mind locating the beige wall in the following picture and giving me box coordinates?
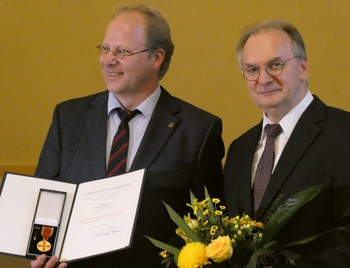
[1,0,349,267]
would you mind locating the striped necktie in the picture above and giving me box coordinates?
[107,108,140,177]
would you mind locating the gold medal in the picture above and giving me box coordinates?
[37,240,52,252]
[37,226,54,252]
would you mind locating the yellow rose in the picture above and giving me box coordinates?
[206,236,233,263]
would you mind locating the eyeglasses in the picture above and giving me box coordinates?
[242,56,300,81]
[97,44,150,59]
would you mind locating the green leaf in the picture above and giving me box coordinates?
[244,241,278,268]
[263,184,323,243]
[145,236,181,256]
[204,186,215,212]
[204,186,211,199]
[190,190,197,204]
[243,253,259,268]
[163,202,202,242]
[282,227,342,247]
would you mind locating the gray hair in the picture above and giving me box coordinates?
[236,19,307,68]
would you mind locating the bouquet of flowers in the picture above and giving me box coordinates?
[146,185,324,268]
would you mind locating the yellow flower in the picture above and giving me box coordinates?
[176,228,192,243]
[226,217,234,224]
[203,210,209,215]
[253,221,264,229]
[239,217,249,225]
[178,242,210,268]
[176,217,199,243]
[220,205,226,210]
[188,219,199,229]
[212,198,220,204]
[215,210,223,216]
[187,198,209,215]
[184,213,199,229]
[184,213,192,223]
[206,236,233,263]
[159,250,169,258]
[210,226,218,235]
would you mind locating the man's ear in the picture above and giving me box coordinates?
[300,58,310,81]
[151,49,165,71]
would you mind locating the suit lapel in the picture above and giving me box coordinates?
[130,88,180,171]
[85,91,109,179]
[239,124,262,217]
[256,96,326,219]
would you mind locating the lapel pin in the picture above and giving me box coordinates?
[168,122,175,128]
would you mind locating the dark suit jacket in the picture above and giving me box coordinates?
[35,87,225,267]
[224,96,350,267]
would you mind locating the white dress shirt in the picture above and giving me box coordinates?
[251,90,314,186]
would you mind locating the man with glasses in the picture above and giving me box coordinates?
[31,4,224,268]
[224,19,350,266]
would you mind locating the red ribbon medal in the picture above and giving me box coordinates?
[37,226,54,252]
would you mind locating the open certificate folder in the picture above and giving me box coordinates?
[0,169,145,263]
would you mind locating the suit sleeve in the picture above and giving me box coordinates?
[327,138,350,263]
[223,140,242,216]
[35,105,62,180]
[296,138,350,267]
[191,116,225,201]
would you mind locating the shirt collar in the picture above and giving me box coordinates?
[260,90,314,141]
[107,84,161,118]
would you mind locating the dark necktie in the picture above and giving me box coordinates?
[107,108,140,177]
[253,123,283,213]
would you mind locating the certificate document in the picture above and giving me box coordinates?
[0,169,145,263]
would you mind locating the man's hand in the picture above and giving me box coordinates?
[31,255,67,268]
